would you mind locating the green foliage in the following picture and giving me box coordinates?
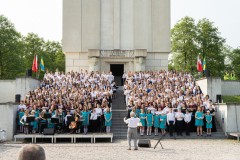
[227,48,240,80]
[171,17,226,77]
[171,17,198,73]
[222,95,240,104]
[23,34,65,73]
[0,15,25,79]
[0,15,65,80]
[196,19,225,77]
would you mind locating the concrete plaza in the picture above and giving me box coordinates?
[0,139,239,160]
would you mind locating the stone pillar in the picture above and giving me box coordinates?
[134,57,145,71]
[134,49,147,71]
[88,49,100,71]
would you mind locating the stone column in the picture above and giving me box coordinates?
[88,49,100,71]
[134,49,147,71]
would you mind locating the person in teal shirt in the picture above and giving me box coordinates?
[154,112,160,136]
[205,110,212,136]
[104,108,112,133]
[30,110,38,133]
[82,107,91,134]
[146,109,153,136]
[18,108,25,133]
[136,107,141,118]
[195,107,204,136]
[159,112,167,136]
[139,109,146,136]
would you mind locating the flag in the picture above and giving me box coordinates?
[40,57,45,72]
[202,57,206,71]
[197,53,203,72]
[32,54,38,72]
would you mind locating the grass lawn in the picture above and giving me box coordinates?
[222,95,240,104]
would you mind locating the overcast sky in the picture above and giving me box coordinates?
[0,0,239,48]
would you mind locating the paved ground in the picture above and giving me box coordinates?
[0,139,240,160]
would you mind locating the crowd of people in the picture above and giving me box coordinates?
[17,69,217,137]
[17,70,115,135]
[123,70,216,137]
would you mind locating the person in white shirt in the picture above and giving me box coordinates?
[184,109,192,136]
[18,101,27,111]
[175,109,185,136]
[124,112,140,150]
[95,103,103,132]
[122,72,127,85]
[90,109,98,132]
[167,108,175,137]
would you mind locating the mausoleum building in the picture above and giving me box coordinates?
[62,0,170,76]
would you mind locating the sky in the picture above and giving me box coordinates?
[0,0,239,48]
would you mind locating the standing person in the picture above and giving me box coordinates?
[195,107,204,136]
[138,109,146,136]
[153,112,160,136]
[175,109,184,136]
[122,72,127,85]
[20,110,30,134]
[82,107,91,134]
[159,112,167,136]
[18,108,25,133]
[18,144,46,160]
[90,109,98,132]
[95,103,102,132]
[30,110,38,133]
[184,109,192,136]
[205,110,212,136]
[124,112,140,150]
[146,109,153,136]
[167,108,175,137]
[104,108,112,133]
[208,101,216,132]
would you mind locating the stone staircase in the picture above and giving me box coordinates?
[111,86,226,139]
[111,86,128,139]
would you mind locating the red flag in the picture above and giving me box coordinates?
[197,53,203,72]
[32,55,38,72]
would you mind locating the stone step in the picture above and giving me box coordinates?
[113,132,226,139]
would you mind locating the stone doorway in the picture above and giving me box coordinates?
[110,64,124,85]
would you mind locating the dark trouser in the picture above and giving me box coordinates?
[39,123,47,133]
[176,120,183,135]
[185,122,191,135]
[91,120,98,132]
[97,117,101,132]
[169,121,174,136]
[89,120,93,132]
[122,78,126,85]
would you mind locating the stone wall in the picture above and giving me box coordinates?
[63,0,170,72]
[196,77,240,102]
[0,80,15,103]
[222,80,240,96]
[0,103,18,140]
[196,78,221,102]
[0,77,40,103]
[215,103,240,133]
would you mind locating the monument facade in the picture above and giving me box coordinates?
[62,0,170,75]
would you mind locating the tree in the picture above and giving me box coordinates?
[228,48,240,80]
[22,33,65,76]
[22,33,45,72]
[0,15,65,79]
[171,17,226,77]
[0,15,25,79]
[196,18,225,77]
[171,17,198,73]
